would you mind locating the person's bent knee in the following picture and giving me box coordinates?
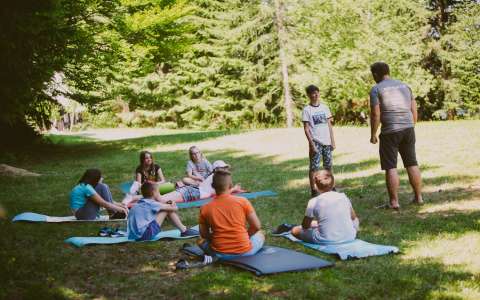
[291,225,303,238]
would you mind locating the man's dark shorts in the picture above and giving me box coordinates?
[379,127,418,170]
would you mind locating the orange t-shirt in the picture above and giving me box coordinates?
[199,194,254,254]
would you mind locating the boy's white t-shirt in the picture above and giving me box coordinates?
[305,191,356,243]
[302,103,332,145]
[198,174,214,198]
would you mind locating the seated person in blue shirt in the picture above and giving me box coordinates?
[291,170,360,244]
[70,169,128,220]
[127,182,199,241]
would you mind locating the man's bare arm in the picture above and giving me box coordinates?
[370,104,380,144]
[411,98,418,124]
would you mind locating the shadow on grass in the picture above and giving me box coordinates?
[1,133,479,299]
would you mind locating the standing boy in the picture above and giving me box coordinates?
[302,84,336,197]
[369,62,423,209]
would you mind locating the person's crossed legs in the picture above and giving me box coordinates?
[198,231,265,260]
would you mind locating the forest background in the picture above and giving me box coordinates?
[1,0,479,147]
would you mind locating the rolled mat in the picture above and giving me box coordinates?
[119,181,175,195]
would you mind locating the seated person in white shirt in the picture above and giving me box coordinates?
[291,170,360,243]
[161,160,243,203]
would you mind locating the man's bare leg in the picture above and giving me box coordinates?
[386,168,400,208]
[406,165,423,203]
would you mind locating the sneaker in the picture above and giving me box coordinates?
[99,227,113,237]
[110,228,127,238]
[181,228,199,237]
[272,223,295,234]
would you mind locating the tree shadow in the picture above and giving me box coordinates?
[1,132,479,299]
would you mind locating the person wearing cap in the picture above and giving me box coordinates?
[160,160,243,203]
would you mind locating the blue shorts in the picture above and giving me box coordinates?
[200,232,265,260]
[139,220,161,241]
[177,186,201,202]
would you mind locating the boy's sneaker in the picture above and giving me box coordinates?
[181,228,199,237]
[99,227,113,237]
[272,223,295,234]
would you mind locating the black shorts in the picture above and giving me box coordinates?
[379,127,418,170]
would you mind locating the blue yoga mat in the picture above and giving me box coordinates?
[274,232,399,260]
[65,225,200,247]
[12,212,116,223]
[177,190,278,209]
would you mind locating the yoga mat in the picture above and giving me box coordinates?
[120,181,175,195]
[12,212,123,223]
[177,190,277,209]
[65,225,200,247]
[274,232,399,260]
[182,245,333,276]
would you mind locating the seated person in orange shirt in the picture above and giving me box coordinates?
[198,169,265,260]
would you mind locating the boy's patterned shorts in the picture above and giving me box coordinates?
[309,141,333,171]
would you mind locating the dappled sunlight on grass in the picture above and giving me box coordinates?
[3,121,480,299]
[402,232,480,274]
[57,287,89,299]
[420,199,480,214]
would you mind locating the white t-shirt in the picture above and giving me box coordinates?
[305,191,356,243]
[199,174,214,198]
[302,104,332,145]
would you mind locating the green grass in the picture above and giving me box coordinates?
[1,121,479,299]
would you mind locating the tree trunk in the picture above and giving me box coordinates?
[274,0,294,128]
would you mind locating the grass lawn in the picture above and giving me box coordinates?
[1,121,479,299]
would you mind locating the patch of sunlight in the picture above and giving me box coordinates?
[159,127,374,163]
[335,168,380,180]
[58,287,88,299]
[55,128,195,141]
[403,232,480,274]
[286,178,309,189]
[428,280,480,300]
[255,283,274,293]
[140,265,159,272]
[419,199,480,214]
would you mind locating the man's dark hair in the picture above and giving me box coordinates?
[79,169,102,187]
[212,169,232,194]
[141,182,157,198]
[370,62,390,77]
[305,84,320,95]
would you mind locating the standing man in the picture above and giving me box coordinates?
[369,62,423,209]
[302,85,336,197]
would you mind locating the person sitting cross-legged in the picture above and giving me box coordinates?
[127,182,198,241]
[291,170,360,244]
[197,169,265,260]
